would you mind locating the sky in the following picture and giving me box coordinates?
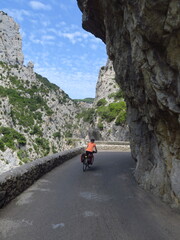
[1,0,107,99]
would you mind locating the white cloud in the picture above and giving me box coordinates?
[35,67,98,99]
[29,34,42,44]
[59,3,68,11]
[29,19,38,25]
[29,1,52,10]
[42,35,55,41]
[41,20,51,27]
[2,8,31,22]
[19,29,26,38]
[47,28,59,35]
[59,31,90,44]
[29,33,55,45]
[90,44,98,50]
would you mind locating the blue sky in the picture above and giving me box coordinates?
[1,0,107,99]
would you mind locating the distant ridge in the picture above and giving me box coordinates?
[73,98,94,103]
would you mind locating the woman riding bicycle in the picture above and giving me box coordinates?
[86,139,97,164]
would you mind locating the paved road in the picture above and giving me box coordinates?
[0,152,180,240]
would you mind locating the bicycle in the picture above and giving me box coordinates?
[81,152,95,172]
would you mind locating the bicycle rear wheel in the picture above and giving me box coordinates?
[83,159,88,172]
[91,155,94,165]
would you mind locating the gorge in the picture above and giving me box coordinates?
[0,11,128,173]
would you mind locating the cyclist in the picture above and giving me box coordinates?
[86,139,97,164]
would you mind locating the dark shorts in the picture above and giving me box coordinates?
[86,151,93,155]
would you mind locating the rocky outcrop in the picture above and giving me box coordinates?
[94,59,117,104]
[92,59,129,141]
[75,59,129,141]
[77,0,180,207]
[0,11,24,65]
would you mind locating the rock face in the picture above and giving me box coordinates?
[75,59,129,141]
[77,0,180,206]
[93,59,129,141]
[94,59,117,104]
[0,11,24,65]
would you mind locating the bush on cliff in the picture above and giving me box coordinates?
[97,98,107,106]
[97,101,126,124]
[0,126,26,150]
[77,108,95,123]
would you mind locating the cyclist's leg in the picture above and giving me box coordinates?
[83,160,86,171]
[86,151,91,163]
[88,153,93,165]
[91,155,94,165]
[81,153,85,162]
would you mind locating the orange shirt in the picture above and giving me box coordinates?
[86,142,96,152]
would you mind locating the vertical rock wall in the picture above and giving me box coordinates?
[0,11,24,65]
[77,0,180,206]
[94,59,117,104]
[93,59,129,141]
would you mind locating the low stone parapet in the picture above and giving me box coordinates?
[95,141,130,151]
[0,147,84,208]
[98,145,130,151]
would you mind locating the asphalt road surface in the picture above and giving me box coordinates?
[0,152,180,240]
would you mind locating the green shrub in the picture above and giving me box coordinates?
[64,131,72,138]
[0,126,26,150]
[34,111,42,121]
[35,137,50,155]
[97,121,103,130]
[97,101,126,123]
[66,138,73,145]
[66,138,76,146]
[96,98,107,107]
[17,150,30,163]
[0,139,5,151]
[0,85,53,128]
[77,108,95,123]
[108,90,124,100]
[53,132,61,139]
[52,144,57,153]
[36,73,59,91]
[30,125,43,136]
[73,98,94,103]
[9,75,22,87]
[115,111,126,125]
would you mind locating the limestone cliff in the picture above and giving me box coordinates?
[0,11,24,65]
[77,0,180,207]
[94,59,117,104]
[93,59,129,141]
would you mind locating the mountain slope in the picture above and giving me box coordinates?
[0,11,83,172]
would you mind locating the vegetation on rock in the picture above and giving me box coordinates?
[0,126,26,151]
[74,98,94,103]
[97,101,126,124]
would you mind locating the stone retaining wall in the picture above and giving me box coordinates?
[0,147,84,208]
[98,145,130,152]
[96,141,130,151]
[96,141,130,145]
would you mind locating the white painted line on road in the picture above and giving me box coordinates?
[83,211,99,217]
[52,223,65,229]
[16,192,34,205]
[80,191,112,202]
